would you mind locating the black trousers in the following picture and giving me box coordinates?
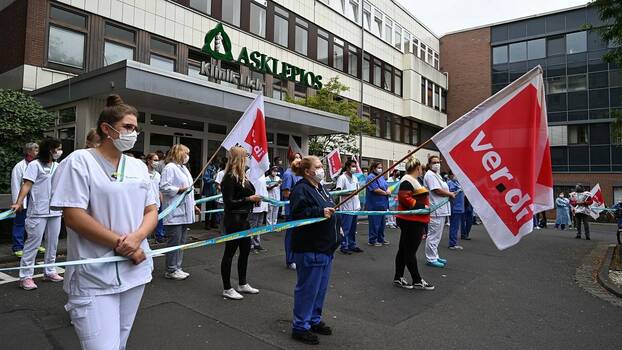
[394,218,425,283]
[575,213,590,238]
[221,213,251,290]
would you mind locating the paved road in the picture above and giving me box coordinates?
[0,222,620,349]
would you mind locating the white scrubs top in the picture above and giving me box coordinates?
[248,172,268,213]
[267,175,281,201]
[22,160,61,218]
[50,149,156,297]
[423,169,451,217]
[336,173,361,211]
[159,162,195,225]
[148,170,161,208]
[11,159,29,209]
[215,170,225,204]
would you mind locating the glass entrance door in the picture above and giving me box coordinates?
[150,133,204,178]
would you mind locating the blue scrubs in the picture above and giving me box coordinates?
[365,174,389,244]
[282,168,301,265]
[447,179,464,247]
[11,210,26,252]
[293,253,333,332]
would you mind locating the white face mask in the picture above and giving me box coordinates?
[350,167,358,173]
[431,163,441,172]
[108,124,138,152]
[312,168,325,183]
[52,150,63,160]
[271,171,278,177]
[375,168,383,174]
[183,155,190,164]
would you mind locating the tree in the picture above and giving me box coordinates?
[0,89,56,193]
[285,77,375,156]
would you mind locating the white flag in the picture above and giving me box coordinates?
[287,135,303,161]
[221,94,270,182]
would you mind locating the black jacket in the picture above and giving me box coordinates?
[221,172,255,214]
[290,178,341,254]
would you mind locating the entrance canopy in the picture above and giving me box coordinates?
[30,60,349,135]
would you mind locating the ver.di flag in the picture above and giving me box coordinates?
[287,134,303,161]
[221,94,270,181]
[589,183,606,219]
[326,148,343,179]
[431,66,553,250]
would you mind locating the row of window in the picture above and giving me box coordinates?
[550,145,622,172]
[317,0,440,69]
[545,70,622,94]
[361,105,439,145]
[546,88,622,113]
[420,78,447,113]
[549,123,620,146]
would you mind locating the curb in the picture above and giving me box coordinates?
[596,245,622,298]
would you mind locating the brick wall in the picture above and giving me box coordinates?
[439,27,491,124]
[24,0,46,67]
[0,0,27,73]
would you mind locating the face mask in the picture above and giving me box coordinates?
[375,168,383,174]
[431,163,441,172]
[52,150,63,160]
[559,194,564,198]
[108,124,137,152]
[350,167,358,173]
[183,155,190,164]
[312,168,325,183]
[25,154,35,162]
[271,171,278,177]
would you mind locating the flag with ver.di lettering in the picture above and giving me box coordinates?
[589,184,605,219]
[326,148,342,179]
[431,66,553,250]
[221,94,269,182]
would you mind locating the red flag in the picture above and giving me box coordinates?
[432,66,553,250]
[287,135,303,161]
[589,184,605,219]
[326,148,342,179]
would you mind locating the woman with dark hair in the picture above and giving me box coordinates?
[335,159,363,254]
[11,138,64,290]
[50,94,157,349]
[146,153,165,242]
[289,156,340,345]
[423,155,454,268]
[220,146,262,300]
[366,161,390,246]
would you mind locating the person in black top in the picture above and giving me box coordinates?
[220,146,262,300]
[289,156,340,345]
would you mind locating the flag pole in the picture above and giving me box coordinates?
[191,145,222,187]
[334,138,433,209]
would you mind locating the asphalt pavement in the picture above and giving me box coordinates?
[0,221,620,350]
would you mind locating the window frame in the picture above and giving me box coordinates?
[294,17,309,55]
[149,35,177,72]
[103,22,137,66]
[46,4,88,72]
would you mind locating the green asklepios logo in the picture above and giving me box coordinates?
[202,23,323,90]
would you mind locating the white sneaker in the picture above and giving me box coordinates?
[287,263,297,270]
[448,245,464,250]
[164,270,188,280]
[178,269,190,278]
[237,284,259,294]
[223,288,244,300]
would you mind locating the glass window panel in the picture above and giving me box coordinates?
[610,88,622,107]
[547,36,565,56]
[566,52,587,74]
[492,46,508,64]
[274,14,288,47]
[567,74,586,92]
[526,17,545,36]
[610,70,622,87]
[48,26,85,68]
[566,31,587,54]
[548,112,566,122]
[546,93,566,112]
[384,18,392,43]
[589,71,608,89]
[373,9,382,37]
[403,31,411,53]
[373,62,381,86]
[384,65,392,91]
[190,0,212,14]
[588,30,607,51]
[419,43,426,60]
[568,125,588,144]
[249,3,266,37]
[421,78,426,104]
[317,35,329,64]
[546,13,565,33]
[105,23,134,43]
[568,110,588,121]
[551,146,568,166]
[333,43,344,71]
[590,89,609,109]
[508,21,526,39]
[527,39,545,59]
[150,38,175,55]
[427,47,433,64]
[363,2,371,30]
[150,54,175,71]
[589,109,609,119]
[50,6,86,28]
[394,71,401,95]
[151,115,204,131]
[348,48,358,76]
[413,38,419,57]
[590,146,610,166]
[384,116,391,139]
[546,76,566,93]
[427,81,433,107]
[222,0,241,26]
[568,91,587,110]
[565,9,586,30]
[491,25,508,43]
[492,72,509,84]
[434,85,440,110]
[58,127,75,157]
[346,0,359,22]
[590,123,610,144]
[295,25,307,55]
[509,42,526,62]
[394,25,402,50]
[58,107,76,124]
[546,64,565,77]
[363,54,370,82]
[330,0,345,13]
[589,57,608,72]
[104,41,134,65]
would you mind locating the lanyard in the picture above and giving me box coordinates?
[111,155,127,182]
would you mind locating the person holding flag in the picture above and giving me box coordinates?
[569,185,593,240]
[423,155,454,267]
[366,162,390,246]
[336,159,363,255]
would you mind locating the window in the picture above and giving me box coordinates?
[384,115,391,139]
[588,71,608,89]
[427,80,433,107]
[188,64,202,78]
[346,0,359,22]
[588,30,607,51]
[363,2,371,30]
[222,0,241,26]
[249,2,266,37]
[568,125,588,144]
[413,38,419,57]
[427,47,433,64]
[434,85,440,110]
[373,60,381,87]
[47,6,87,69]
[492,46,508,64]
[383,64,392,91]
[421,78,426,104]
[433,52,439,69]
[393,25,402,50]
[333,37,344,71]
[527,39,545,59]
[419,43,427,61]
[610,70,622,87]
[410,122,419,145]
[393,116,402,142]
[317,29,329,64]
[547,36,565,56]
[273,7,289,47]
[384,18,392,43]
[373,9,382,37]
[363,53,370,82]
[331,0,345,13]
[403,31,412,53]
[566,31,587,54]
[294,18,308,55]
[150,37,176,71]
[272,78,285,100]
[348,46,359,77]
[441,89,447,113]
[548,126,568,146]
[589,89,609,109]
[567,74,587,91]
[394,70,402,96]
[104,23,135,66]
[294,83,307,99]
[590,123,610,145]
[509,42,527,62]
[190,0,211,14]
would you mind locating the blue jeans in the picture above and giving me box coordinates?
[340,215,358,251]
[449,212,463,247]
[12,211,26,252]
[292,252,333,332]
[155,207,165,240]
[284,216,295,265]
[461,208,473,238]
[367,205,386,244]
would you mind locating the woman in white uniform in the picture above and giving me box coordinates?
[11,138,64,290]
[146,153,165,242]
[50,95,157,350]
[159,144,198,281]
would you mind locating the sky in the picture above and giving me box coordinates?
[394,0,590,36]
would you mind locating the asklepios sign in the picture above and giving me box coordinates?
[432,66,553,250]
[202,23,323,90]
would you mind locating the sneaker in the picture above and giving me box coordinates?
[535,227,541,230]
[255,246,266,251]
[19,278,37,291]
[287,263,297,270]
[37,246,46,253]
[13,250,23,258]
[367,242,376,246]
[350,247,364,253]
[437,257,447,264]
[393,277,414,289]
[374,243,383,247]
[43,273,64,282]
[426,260,445,268]
[310,321,332,335]
[413,279,435,291]
[292,330,319,345]
[585,237,591,240]
[164,270,188,280]
[381,240,390,246]
[177,269,190,278]
[223,288,244,300]
[448,245,464,250]
[237,284,259,294]
[461,236,472,240]
[339,249,352,255]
